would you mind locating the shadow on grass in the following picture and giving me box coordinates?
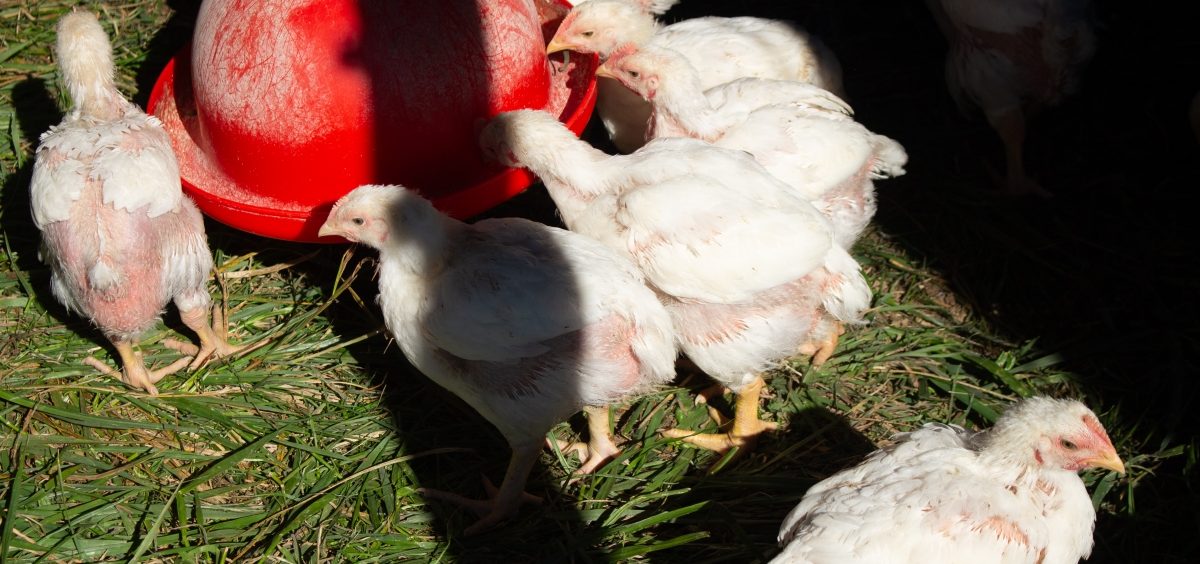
[793,0,1199,561]
[643,404,877,563]
[131,0,201,109]
[1,76,115,352]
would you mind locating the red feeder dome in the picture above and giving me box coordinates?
[148,0,597,242]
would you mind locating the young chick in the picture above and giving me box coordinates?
[480,110,872,455]
[31,11,240,394]
[772,397,1125,563]
[317,185,677,534]
[600,44,907,248]
[547,0,843,152]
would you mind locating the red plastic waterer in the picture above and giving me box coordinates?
[147,0,597,242]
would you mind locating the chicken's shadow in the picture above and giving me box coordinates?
[610,402,879,562]
[1,76,113,349]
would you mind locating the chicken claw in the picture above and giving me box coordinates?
[418,443,543,536]
[84,340,193,395]
[798,322,843,367]
[549,406,622,475]
[165,304,245,369]
[662,376,778,457]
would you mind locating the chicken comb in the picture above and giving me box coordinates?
[557,8,579,32]
[606,42,641,66]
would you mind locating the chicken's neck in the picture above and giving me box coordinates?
[514,135,617,221]
[58,38,130,121]
[650,81,731,142]
[377,204,464,280]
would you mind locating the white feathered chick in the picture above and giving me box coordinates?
[599,44,908,248]
[480,110,872,454]
[772,397,1125,563]
[317,184,677,534]
[31,10,240,395]
[546,0,843,152]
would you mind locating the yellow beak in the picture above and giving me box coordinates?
[595,64,615,79]
[1086,451,1126,474]
[317,223,338,239]
[546,38,572,55]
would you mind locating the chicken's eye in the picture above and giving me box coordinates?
[581,30,595,38]
[1060,438,1077,450]
[628,70,640,79]
[352,217,365,226]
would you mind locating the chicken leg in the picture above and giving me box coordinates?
[987,107,1051,197]
[551,405,622,474]
[418,442,543,535]
[164,304,244,369]
[662,375,778,453]
[798,323,844,367]
[85,339,193,395]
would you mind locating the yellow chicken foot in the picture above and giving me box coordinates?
[798,323,843,367]
[418,443,543,535]
[693,383,733,428]
[550,405,622,475]
[165,304,246,369]
[662,376,778,454]
[84,339,193,395]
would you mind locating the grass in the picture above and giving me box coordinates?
[1,0,1196,562]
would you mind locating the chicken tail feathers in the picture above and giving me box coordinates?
[869,135,909,179]
[819,246,872,324]
[55,11,127,120]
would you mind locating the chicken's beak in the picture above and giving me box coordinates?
[546,38,572,55]
[595,64,615,79]
[317,222,339,239]
[1085,450,1126,474]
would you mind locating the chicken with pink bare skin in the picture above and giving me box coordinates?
[318,184,676,534]
[599,43,907,248]
[480,110,872,456]
[772,397,1124,563]
[547,0,843,152]
[31,11,241,395]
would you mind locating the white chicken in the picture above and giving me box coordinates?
[479,110,872,454]
[31,11,240,395]
[598,44,908,248]
[317,184,677,534]
[546,0,844,153]
[771,397,1125,564]
[926,0,1096,196]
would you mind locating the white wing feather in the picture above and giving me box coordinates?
[773,424,1059,564]
[617,177,831,304]
[421,221,643,363]
[31,112,182,227]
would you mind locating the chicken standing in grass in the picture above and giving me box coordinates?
[30,11,240,395]
[771,397,1125,564]
[317,185,677,534]
[547,0,843,152]
[926,0,1096,196]
[480,110,871,455]
[599,44,908,248]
